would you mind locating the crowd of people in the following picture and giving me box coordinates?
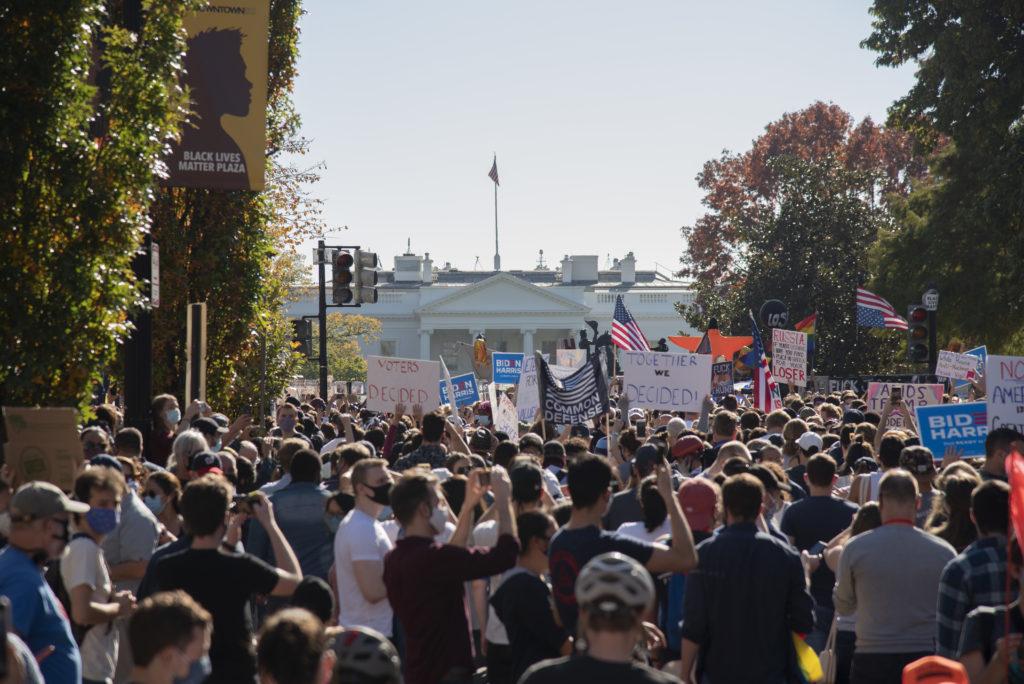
[1,381,1023,684]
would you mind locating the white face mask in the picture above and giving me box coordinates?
[428,505,448,535]
[0,511,10,538]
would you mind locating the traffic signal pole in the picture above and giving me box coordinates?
[317,240,329,401]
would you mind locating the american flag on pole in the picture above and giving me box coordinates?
[488,156,499,185]
[856,287,908,330]
[611,295,650,351]
[750,310,782,411]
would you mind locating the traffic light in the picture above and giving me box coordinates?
[332,250,354,304]
[907,305,930,363]
[353,250,378,304]
[290,319,312,356]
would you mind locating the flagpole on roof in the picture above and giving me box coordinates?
[490,154,501,271]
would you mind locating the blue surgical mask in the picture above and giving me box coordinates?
[325,514,342,535]
[278,415,296,432]
[178,654,212,684]
[85,507,120,535]
[143,495,166,516]
[477,416,491,426]
[165,407,181,426]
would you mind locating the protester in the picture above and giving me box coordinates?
[393,410,448,471]
[519,552,678,684]
[680,473,814,683]
[146,394,182,467]
[142,471,183,540]
[127,590,212,684]
[899,446,938,527]
[383,467,518,684]
[616,475,670,543]
[548,453,697,636]
[0,482,87,683]
[330,627,402,684]
[604,444,661,531]
[333,458,394,636]
[256,608,335,684]
[927,469,982,553]
[154,475,303,682]
[834,469,956,683]
[979,427,1024,483]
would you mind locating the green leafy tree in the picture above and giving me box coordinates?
[297,314,382,383]
[863,1,1024,353]
[0,1,197,411]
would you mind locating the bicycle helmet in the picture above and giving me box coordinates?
[575,551,655,613]
[332,627,402,684]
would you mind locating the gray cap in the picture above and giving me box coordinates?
[10,481,89,520]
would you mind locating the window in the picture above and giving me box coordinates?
[379,340,396,357]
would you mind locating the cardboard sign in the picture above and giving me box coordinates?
[711,362,734,401]
[866,382,944,428]
[492,352,524,385]
[555,349,587,369]
[772,329,808,386]
[954,346,987,393]
[986,355,1024,432]
[515,354,568,423]
[936,350,980,381]
[916,402,988,458]
[495,394,519,438]
[621,351,712,412]
[3,407,83,492]
[824,374,941,396]
[365,356,440,412]
[439,373,480,408]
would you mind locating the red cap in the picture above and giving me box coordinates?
[677,478,718,532]
[671,435,704,461]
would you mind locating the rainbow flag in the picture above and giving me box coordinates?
[792,632,823,683]
[794,313,817,356]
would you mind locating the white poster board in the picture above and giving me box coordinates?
[621,351,711,412]
[866,381,944,429]
[514,354,569,423]
[936,350,981,382]
[772,329,808,387]
[365,356,440,412]
[986,355,1024,432]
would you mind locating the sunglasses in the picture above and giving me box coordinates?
[143,490,162,498]
[83,441,107,450]
[454,467,470,475]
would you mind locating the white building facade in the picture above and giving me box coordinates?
[285,252,697,378]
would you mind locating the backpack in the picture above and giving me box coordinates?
[44,548,94,646]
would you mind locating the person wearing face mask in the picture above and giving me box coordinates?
[127,590,212,684]
[0,481,87,683]
[269,404,311,445]
[332,458,395,638]
[191,417,227,453]
[60,467,138,684]
[147,394,182,468]
[384,467,519,684]
[142,471,183,540]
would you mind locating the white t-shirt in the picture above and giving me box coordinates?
[61,536,118,682]
[616,519,672,544]
[334,509,394,635]
[473,519,509,645]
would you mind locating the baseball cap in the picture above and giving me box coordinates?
[628,408,645,422]
[210,413,230,429]
[842,409,865,425]
[189,450,224,476]
[677,479,717,532]
[666,417,687,439]
[510,462,544,502]
[11,481,89,519]
[570,424,591,440]
[900,446,936,474]
[470,429,492,451]
[796,432,824,454]
[748,464,790,493]
[89,454,124,472]
[594,436,608,456]
[633,444,662,475]
[192,416,227,437]
[671,435,704,461]
[798,406,818,421]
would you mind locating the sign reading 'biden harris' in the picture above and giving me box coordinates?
[164,0,269,190]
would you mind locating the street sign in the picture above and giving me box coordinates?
[923,289,939,311]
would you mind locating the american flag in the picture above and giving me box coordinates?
[611,295,650,351]
[488,156,499,186]
[856,287,908,330]
[750,310,782,412]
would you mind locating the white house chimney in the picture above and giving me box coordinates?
[394,254,423,283]
[560,255,573,284]
[421,252,433,283]
[620,251,636,285]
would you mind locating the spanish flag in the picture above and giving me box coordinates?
[794,313,817,355]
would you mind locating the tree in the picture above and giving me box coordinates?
[686,156,904,375]
[863,1,1024,353]
[0,1,197,411]
[679,102,927,306]
[148,0,324,414]
[297,314,382,382]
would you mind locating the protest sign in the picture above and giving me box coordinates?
[491,388,518,437]
[866,382,944,428]
[824,374,941,395]
[350,381,365,396]
[771,328,808,386]
[711,362,734,401]
[365,356,440,412]
[954,346,987,394]
[3,407,83,492]
[916,402,988,458]
[492,352,524,385]
[621,351,711,412]
[936,350,980,382]
[986,355,1024,432]
[537,354,610,425]
[439,372,479,408]
[555,349,587,369]
[514,354,566,423]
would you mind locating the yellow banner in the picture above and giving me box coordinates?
[164,0,269,190]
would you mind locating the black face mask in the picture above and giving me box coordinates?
[367,482,392,506]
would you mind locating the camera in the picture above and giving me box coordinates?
[231,493,262,515]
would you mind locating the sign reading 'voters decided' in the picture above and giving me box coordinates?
[366,356,440,412]
[621,351,711,412]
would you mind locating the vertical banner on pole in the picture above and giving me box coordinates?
[185,303,208,403]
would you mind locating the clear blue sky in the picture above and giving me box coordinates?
[288,1,915,275]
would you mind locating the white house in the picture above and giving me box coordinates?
[285,252,697,377]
